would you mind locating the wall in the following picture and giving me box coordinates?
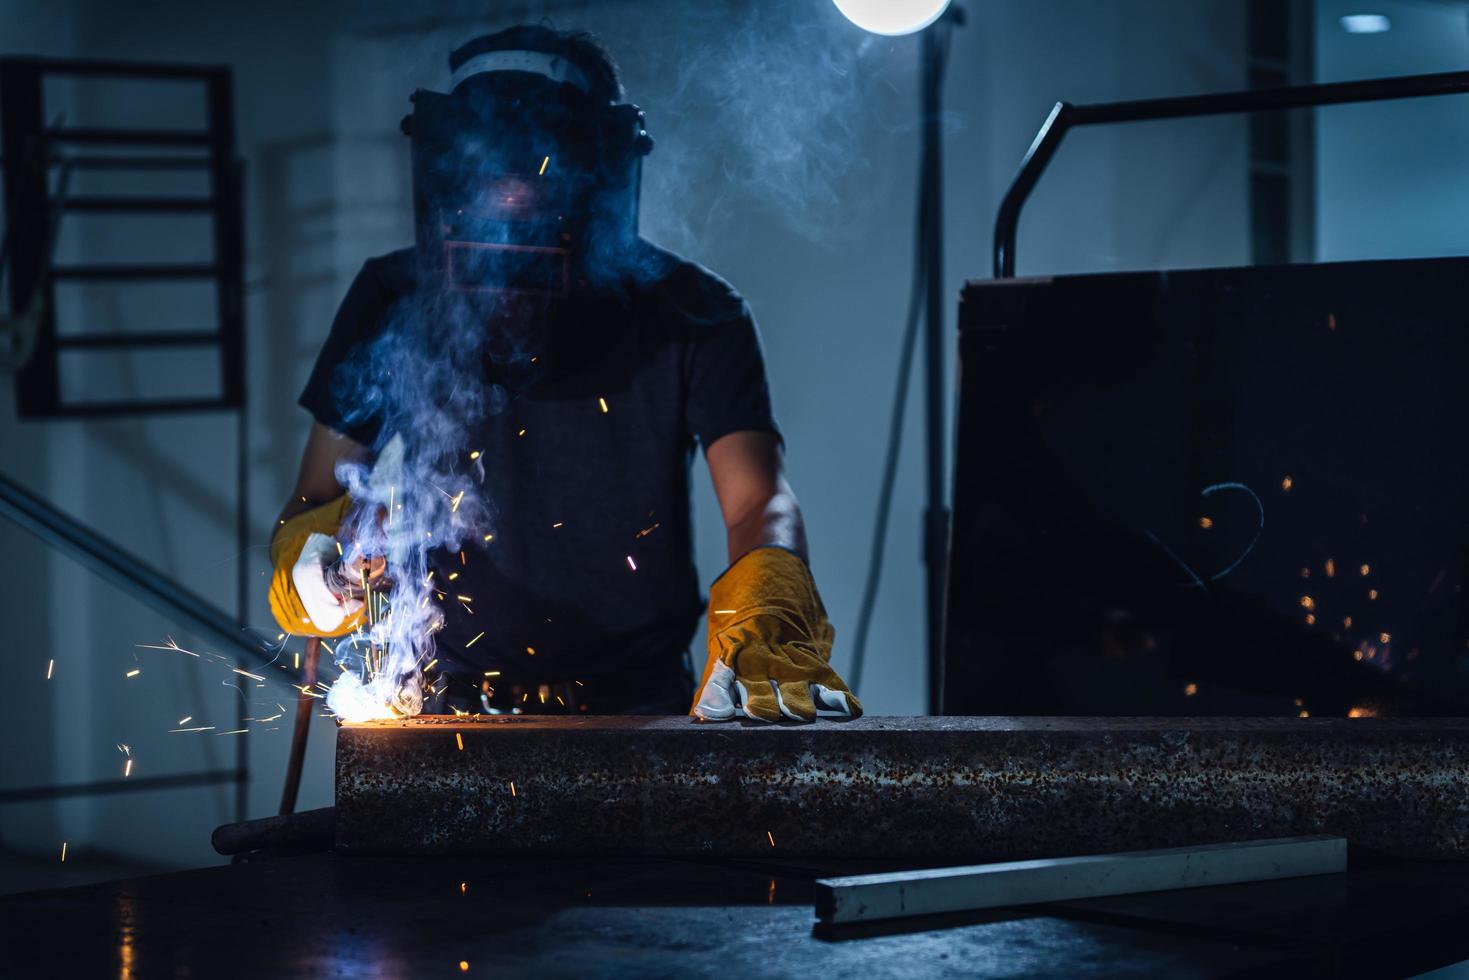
[0,0,1250,877]
[1315,0,1469,261]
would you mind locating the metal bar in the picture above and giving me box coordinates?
[993,68,1469,278]
[16,56,227,80]
[50,262,217,280]
[213,806,335,856]
[921,26,950,715]
[0,469,298,684]
[0,768,241,804]
[41,398,234,417]
[54,195,214,212]
[335,716,1469,860]
[280,637,322,816]
[46,127,213,146]
[55,330,219,349]
[814,836,1348,925]
[58,154,211,170]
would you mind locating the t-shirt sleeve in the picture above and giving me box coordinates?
[682,287,781,451]
[298,257,398,446]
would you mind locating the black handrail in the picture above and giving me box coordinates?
[994,68,1469,279]
[0,469,300,687]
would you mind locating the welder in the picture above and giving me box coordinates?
[267,25,859,722]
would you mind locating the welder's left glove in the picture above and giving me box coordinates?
[691,546,862,722]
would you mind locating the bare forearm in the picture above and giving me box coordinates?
[725,490,807,564]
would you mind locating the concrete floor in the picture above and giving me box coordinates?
[5,850,1469,977]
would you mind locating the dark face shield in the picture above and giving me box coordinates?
[406,73,652,304]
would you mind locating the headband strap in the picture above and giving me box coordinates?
[450,49,592,94]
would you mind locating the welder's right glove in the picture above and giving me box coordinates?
[268,495,365,638]
[691,546,862,722]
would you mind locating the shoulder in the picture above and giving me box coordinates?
[630,240,750,332]
[355,247,417,301]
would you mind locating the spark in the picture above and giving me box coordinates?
[170,726,215,733]
[636,523,661,538]
[232,667,266,682]
[556,695,565,706]
[1281,475,1293,491]
[526,647,536,656]
[598,397,609,413]
[218,729,249,735]
[388,486,395,526]
[1197,516,1213,529]
[178,716,192,725]
[46,659,54,679]
[426,658,438,670]
[539,155,550,175]
[509,781,517,796]
[1299,596,1315,611]
[124,759,133,778]
[294,652,300,671]
[1348,705,1377,718]
[448,572,459,581]
[137,637,203,658]
[1325,558,1335,578]
[336,540,343,557]
[626,555,637,571]
[714,609,736,615]
[460,882,467,895]
[767,830,775,847]
[126,669,141,678]
[460,551,466,565]
[466,632,485,648]
[518,429,526,437]
[60,842,67,862]
[552,522,563,528]
[460,961,470,973]
[1298,710,1310,718]
[485,670,500,677]
[1184,683,1198,697]
[451,491,465,513]
[469,450,481,460]
[483,533,494,542]
[456,733,464,751]
[456,595,473,603]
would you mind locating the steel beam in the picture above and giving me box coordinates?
[334,716,1469,859]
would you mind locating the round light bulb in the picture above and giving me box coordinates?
[833,0,953,35]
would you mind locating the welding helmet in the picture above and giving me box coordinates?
[403,40,654,305]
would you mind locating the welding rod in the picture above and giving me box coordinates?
[814,836,1347,925]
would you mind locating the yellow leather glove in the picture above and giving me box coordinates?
[691,546,862,722]
[268,495,365,638]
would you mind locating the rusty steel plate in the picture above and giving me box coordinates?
[334,716,1469,859]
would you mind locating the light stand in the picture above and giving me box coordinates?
[838,1,961,714]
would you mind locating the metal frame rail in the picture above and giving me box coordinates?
[0,57,258,821]
[993,69,1469,279]
[0,469,303,807]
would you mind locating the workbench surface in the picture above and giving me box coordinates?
[7,850,1469,977]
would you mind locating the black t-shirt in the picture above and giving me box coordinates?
[298,241,779,684]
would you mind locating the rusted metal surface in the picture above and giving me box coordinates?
[334,716,1469,859]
